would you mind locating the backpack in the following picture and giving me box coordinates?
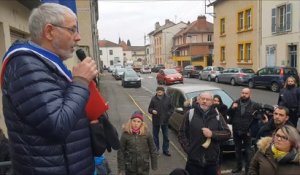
[188,108,220,122]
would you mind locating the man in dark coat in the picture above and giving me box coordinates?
[1,3,98,175]
[148,86,174,156]
[228,88,261,174]
[0,128,10,175]
[178,92,231,175]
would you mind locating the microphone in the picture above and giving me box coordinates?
[76,49,86,61]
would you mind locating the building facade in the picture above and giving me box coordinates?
[99,40,124,67]
[211,0,260,70]
[172,16,214,69]
[261,1,299,69]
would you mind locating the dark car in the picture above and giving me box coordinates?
[166,84,235,153]
[182,65,202,78]
[215,67,255,86]
[121,69,141,88]
[248,66,299,92]
[151,64,165,73]
[114,68,126,80]
[156,69,183,85]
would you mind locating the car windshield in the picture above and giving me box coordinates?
[214,67,224,71]
[125,71,138,77]
[241,69,255,73]
[185,89,233,107]
[164,69,177,74]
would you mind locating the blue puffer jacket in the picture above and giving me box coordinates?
[2,51,94,175]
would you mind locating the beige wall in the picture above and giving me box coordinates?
[261,1,300,69]
[213,0,260,70]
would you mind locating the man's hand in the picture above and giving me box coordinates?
[232,102,238,109]
[202,128,212,138]
[72,57,98,82]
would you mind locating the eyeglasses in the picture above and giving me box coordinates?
[275,133,289,141]
[51,24,78,35]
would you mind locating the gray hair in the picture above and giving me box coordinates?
[198,91,213,99]
[28,3,76,40]
[275,125,300,149]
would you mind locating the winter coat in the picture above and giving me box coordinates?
[117,132,158,175]
[228,99,261,134]
[248,137,300,175]
[178,105,231,166]
[2,49,94,175]
[148,94,174,126]
[278,87,300,114]
[0,135,10,175]
[256,119,294,140]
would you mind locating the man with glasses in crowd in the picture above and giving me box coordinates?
[178,92,230,175]
[1,3,98,175]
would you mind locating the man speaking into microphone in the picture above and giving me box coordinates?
[1,3,97,175]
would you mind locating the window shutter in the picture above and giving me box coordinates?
[286,3,292,31]
[271,8,276,33]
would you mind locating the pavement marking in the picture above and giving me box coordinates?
[127,93,187,162]
[127,93,233,174]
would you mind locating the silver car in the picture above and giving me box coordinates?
[215,68,255,86]
[199,66,224,81]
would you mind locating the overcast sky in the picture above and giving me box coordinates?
[97,0,214,46]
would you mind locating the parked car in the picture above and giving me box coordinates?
[165,84,235,152]
[121,69,141,88]
[182,65,202,78]
[215,67,255,86]
[248,66,300,92]
[199,66,224,81]
[156,69,183,85]
[140,65,151,74]
[114,68,126,80]
[151,64,165,73]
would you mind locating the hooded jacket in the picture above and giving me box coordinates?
[248,137,300,175]
[2,48,94,175]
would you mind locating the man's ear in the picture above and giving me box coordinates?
[44,24,54,40]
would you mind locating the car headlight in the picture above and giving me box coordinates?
[170,77,174,80]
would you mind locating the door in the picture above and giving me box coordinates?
[289,45,297,68]
[266,46,276,67]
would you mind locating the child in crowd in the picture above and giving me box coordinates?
[117,111,158,175]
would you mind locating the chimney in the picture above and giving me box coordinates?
[155,22,160,29]
[165,19,170,24]
[197,15,206,21]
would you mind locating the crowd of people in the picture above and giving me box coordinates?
[1,2,300,175]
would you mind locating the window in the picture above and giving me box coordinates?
[245,9,252,29]
[238,43,252,63]
[245,43,251,61]
[109,50,113,55]
[238,44,244,62]
[220,46,225,63]
[208,34,212,42]
[220,18,225,35]
[237,8,252,32]
[99,50,102,55]
[238,12,244,31]
[272,3,292,33]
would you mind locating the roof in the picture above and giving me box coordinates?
[98,40,120,47]
[174,16,213,37]
[166,84,220,94]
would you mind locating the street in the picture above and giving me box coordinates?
[99,71,283,175]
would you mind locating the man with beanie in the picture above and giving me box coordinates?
[148,86,174,156]
[228,88,261,174]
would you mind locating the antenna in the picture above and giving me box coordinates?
[205,0,216,18]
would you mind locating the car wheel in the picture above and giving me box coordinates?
[248,80,254,88]
[230,78,236,86]
[271,82,279,92]
[215,77,219,83]
[208,76,211,81]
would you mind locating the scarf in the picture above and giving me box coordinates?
[1,41,72,86]
[272,144,288,161]
[132,128,140,135]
